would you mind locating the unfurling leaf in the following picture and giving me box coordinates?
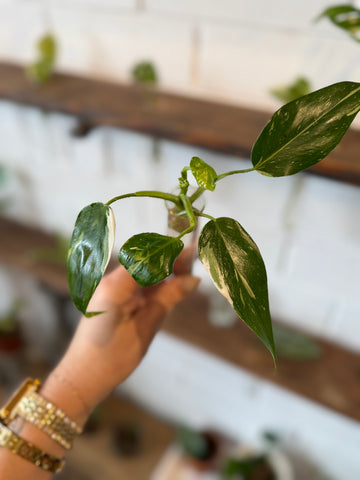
[316,5,360,41]
[190,156,217,191]
[252,81,360,176]
[119,233,183,286]
[198,217,276,361]
[67,203,115,316]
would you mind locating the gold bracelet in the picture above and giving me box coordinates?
[0,422,65,473]
[0,378,82,450]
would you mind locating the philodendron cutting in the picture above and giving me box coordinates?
[67,82,360,363]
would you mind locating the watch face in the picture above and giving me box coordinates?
[0,378,40,423]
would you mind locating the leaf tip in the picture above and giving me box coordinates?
[84,310,106,318]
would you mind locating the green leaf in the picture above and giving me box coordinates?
[316,5,360,41]
[27,33,57,84]
[27,61,53,84]
[273,324,322,360]
[176,427,210,460]
[131,61,158,86]
[119,233,184,287]
[252,81,360,176]
[270,76,312,104]
[38,34,57,62]
[67,203,115,316]
[198,217,276,361]
[190,156,217,191]
[222,455,268,480]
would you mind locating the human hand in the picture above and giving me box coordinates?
[42,265,200,426]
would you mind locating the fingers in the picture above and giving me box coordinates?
[87,265,141,311]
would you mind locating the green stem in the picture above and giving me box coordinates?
[189,187,205,203]
[177,193,197,238]
[179,167,190,195]
[195,211,216,221]
[216,167,255,182]
[106,190,181,207]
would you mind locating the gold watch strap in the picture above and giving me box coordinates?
[0,378,82,450]
[0,422,65,473]
[15,390,82,450]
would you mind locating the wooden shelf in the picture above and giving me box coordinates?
[1,62,360,186]
[1,216,360,423]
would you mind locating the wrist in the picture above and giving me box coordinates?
[40,365,95,428]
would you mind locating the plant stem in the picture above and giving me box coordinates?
[189,187,205,203]
[179,167,190,195]
[195,211,216,221]
[216,167,255,182]
[177,193,197,238]
[106,190,181,207]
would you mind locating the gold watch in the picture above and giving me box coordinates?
[0,378,82,450]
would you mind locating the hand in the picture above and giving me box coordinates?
[0,264,199,480]
[42,265,200,426]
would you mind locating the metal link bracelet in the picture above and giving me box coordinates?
[0,422,65,473]
[0,378,82,450]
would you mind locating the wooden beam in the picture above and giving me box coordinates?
[1,62,360,185]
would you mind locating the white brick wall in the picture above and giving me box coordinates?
[146,0,332,30]
[49,7,194,91]
[51,0,137,9]
[0,2,45,63]
[197,23,360,111]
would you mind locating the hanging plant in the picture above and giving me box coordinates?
[270,77,312,104]
[27,33,57,84]
[316,5,360,42]
[131,60,158,87]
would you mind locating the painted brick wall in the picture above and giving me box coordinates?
[0,1,359,476]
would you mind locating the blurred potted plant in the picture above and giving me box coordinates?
[131,60,158,106]
[270,76,312,104]
[27,32,57,84]
[176,426,226,472]
[222,433,294,480]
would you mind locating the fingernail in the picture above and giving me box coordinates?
[179,275,201,294]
